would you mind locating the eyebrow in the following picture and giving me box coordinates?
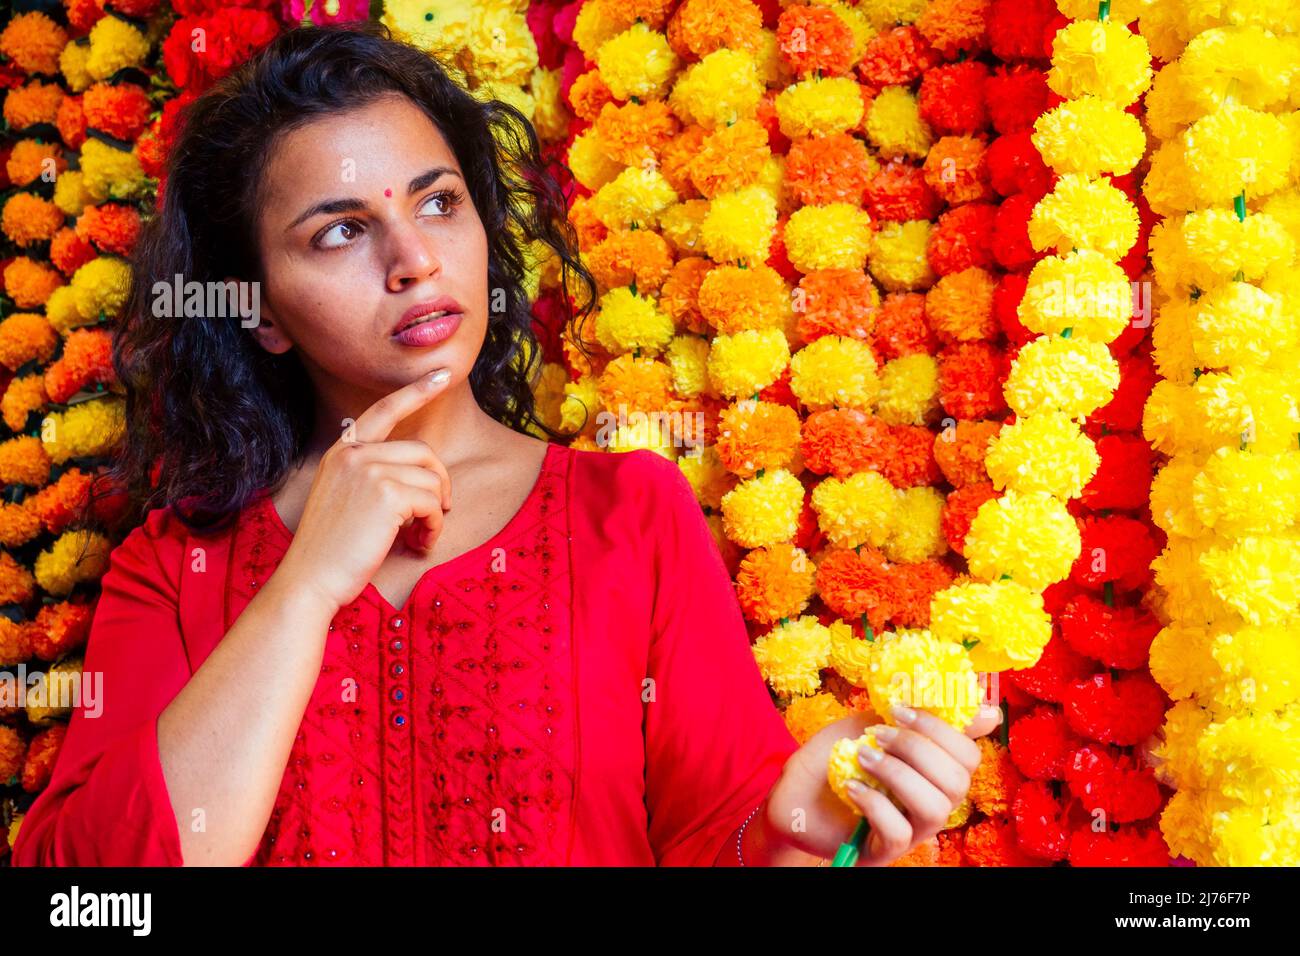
[285,166,462,232]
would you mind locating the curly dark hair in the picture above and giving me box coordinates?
[104,20,595,537]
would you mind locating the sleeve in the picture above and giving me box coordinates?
[10,511,190,867]
[637,452,801,867]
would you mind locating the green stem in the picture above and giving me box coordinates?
[1234,192,1247,222]
[832,818,871,867]
[1098,0,1110,19]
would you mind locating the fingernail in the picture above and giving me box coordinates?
[858,745,883,766]
[874,726,897,744]
[891,703,916,724]
[429,368,450,385]
[981,704,1003,723]
[846,780,866,796]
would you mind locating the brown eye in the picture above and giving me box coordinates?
[318,220,360,249]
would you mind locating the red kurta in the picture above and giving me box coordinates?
[11,443,801,866]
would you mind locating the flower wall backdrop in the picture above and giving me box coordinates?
[0,0,1295,866]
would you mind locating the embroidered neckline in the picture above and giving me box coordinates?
[251,441,564,616]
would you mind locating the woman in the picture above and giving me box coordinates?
[12,22,999,867]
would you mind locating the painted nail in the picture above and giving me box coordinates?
[858,745,883,766]
[846,780,866,797]
[874,726,898,744]
[891,703,917,724]
[429,368,450,385]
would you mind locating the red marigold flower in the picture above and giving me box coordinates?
[938,342,1008,420]
[1065,744,1165,824]
[927,202,997,275]
[66,0,105,33]
[1070,515,1159,593]
[985,64,1050,135]
[917,60,988,136]
[992,270,1035,347]
[758,364,801,413]
[985,130,1053,199]
[1063,671,1167,746]
[1067,824,1170,866]
[870,291,935,359]
[755,90,791,154]
[1009,705,1081,780]
[29,600,94,661]
[765,217,801,283]
[941,480,997,555]
[987,0,1064,62]
[857,25,940,87]
[1012,779,1070,860]
[864,161,943,223]
[1080,433,1153,512]
[991,192,1041,271]
[1058,596,1160,671]
[1087,351,1156,434]
[1007,629,1093,704]
[49,227,97,278]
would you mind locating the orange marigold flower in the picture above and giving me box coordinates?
[785,132,878,207]
[44,327,115,403]
[30,600,94,661]
[596,353,677,414]
[658,256,713,334]
[963,815,1045,867]
[671,0,764,59]
[736,540,816,623]
[926,267,996,344]
[568,70,618,125]
[50,226,97,277]
[56,94,88,150]
[716,398,802,477]
[1,373,48,432]
[936,829,965,865]
[870,291,934,359]
[0,12,69,76]
[698,263,788,334]
[6,139,66,187]
[916,0,990,59]
[0,499,43,548]
[567,195,609,252]
[0,312,59,371]
[858,26,941,87]
[796,268,879,342]
[970,736,1021,817]
[922,134,992,205]
[0,434,51,487]
[3,79,65,129]
[136,119,168,177]
[594,100,680,168]
[23,467,93,536]
[800,407,892,478]
[882,422,942,488]
[933,419,1000,486]
[891,557,956,628]
[23,723,66,792]
[0,724,26,781]
[689,118,769,198]
[657,124,710,200]
[76,201,142,256]
[0,550,37,604]
[777,4,857,77]
[941,480,998,555]
[586,229,675,295]
[1,193,64,247]
[82,82,151,142]
[0,617,34,668]
[3,256,63,309]
[891,838,942,866]
[782,691,850,745]
[816,546,900,632]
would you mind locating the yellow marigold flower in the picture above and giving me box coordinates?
[382,0,472,51]
[1150,533,1238,625]
[722,467,805,549]
[1151,295,1199,384]
[596,23,679,101]
[811,470,896,549]
[594,287,675,356]
[1144,62,1199,143]
[1179,26,1294,113]
[677,443,733,509]
[1004,334,1120,420]
[964,490,1081,590]
[1032,96,1145,177]
[604,417,680,457]
[707,328,789,398]
[867,628,981,731]
[699,185,776,264]
[529,67,569,144]
[568,129,624,191]
[59,40,93,93]
[756,153,794,218]
[789,335,879,411]
[774,75,864,139]
[1048,19,1152,108]
[70,256,131,323]
[1148,216,1201,299]
[785,691,850,745]
[1182,209,1295,284]
[1191,281,1293,369]
[1054,0,1150,21]
[570,0,625,59]
[930,579,1052,672]
[830,619,875,686]
[1148,622,1219,703]
[1192,447,1300,537]
[1199,535,1300,626]
[1195,366,1300,454]
[882,485,946,564]
[754,613,832,697]
[464,4,538,85]
[52,170,93,218]
[42,396,125,464]
[668,48,761,129]
[869,220,935,291]
[592,166,678,231]
[560,375,601,436]
[1197,708,1300,807]
[45,286,89,336]
[1202,797,1300,867]
[828,729,891,810]
[658,199,710,255]
[1028,174,1139,260]
[1150,456,1208,538]
[80,138,145,203]
[35,530,110,596]
[1,193,63,247]
[1152,699,1214,792]
[1184,104,1293,205]
[857,0,926,29]
[1020,250,1133,343]
[864,85,932,161]
[875,353,939,426]
[985,411,1100,499]
[664,333,712,398]
[85,14,150,82]
[784,203,872,273]
[1209,624,1300,715]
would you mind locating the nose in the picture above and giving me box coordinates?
[385,218,442,292]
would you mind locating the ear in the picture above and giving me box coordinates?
[237,276,294,355]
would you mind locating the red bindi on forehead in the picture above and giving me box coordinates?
[383,187,392,197]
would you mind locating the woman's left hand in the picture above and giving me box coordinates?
[760,703,1004,866]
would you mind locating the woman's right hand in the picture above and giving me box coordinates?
[274,367,454,612]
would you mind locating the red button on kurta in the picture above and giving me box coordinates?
[11,444,800,867]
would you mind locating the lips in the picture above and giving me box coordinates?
[392,296,465,336]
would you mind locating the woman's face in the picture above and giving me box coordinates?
[250,91,490,406]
